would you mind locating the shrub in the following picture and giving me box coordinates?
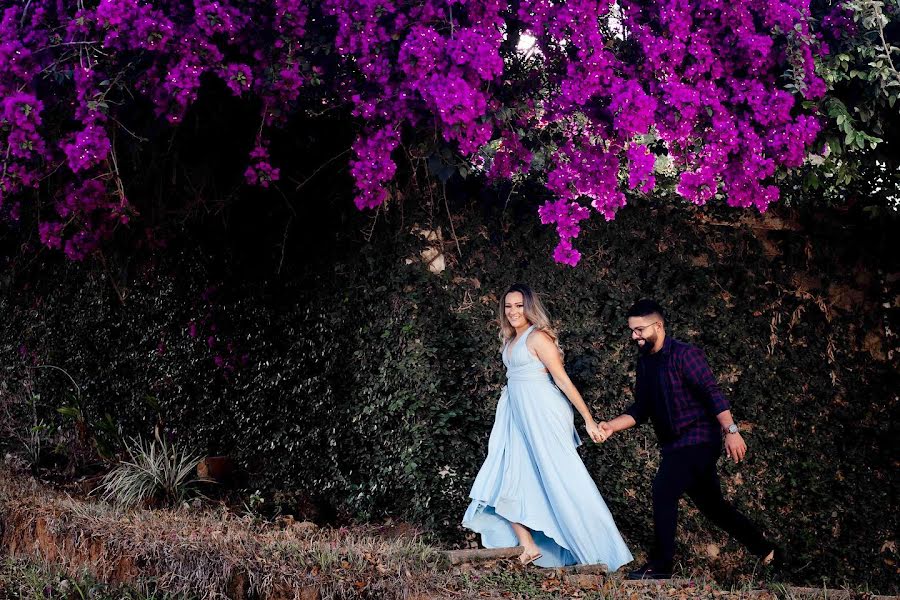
[99,431,206,508]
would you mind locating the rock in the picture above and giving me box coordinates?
[410,226,446,274]
[421,247,445,274]
[197,456,235,483]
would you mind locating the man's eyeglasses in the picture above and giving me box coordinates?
[628,322,659,336]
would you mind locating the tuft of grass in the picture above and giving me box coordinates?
[0,557,193,600]
[97,431,206,508]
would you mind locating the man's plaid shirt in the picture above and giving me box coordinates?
[625,337,731,453]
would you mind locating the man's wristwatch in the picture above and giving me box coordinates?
[724,423,739,435]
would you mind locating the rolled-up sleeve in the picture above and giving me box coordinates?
[680,347,730,416]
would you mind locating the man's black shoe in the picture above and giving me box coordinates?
[626,563,673,580]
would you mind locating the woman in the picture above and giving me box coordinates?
[462,283,633,569]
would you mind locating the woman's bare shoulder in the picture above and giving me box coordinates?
[528,329,556,348]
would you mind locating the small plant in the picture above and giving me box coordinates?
[21,419,49,469]
[241,489,265,518]
[13,390,61,472]
[98,430,207,508]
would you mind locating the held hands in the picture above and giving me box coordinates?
[725,432,747,463]
[585,421,606,444]
[586,420,615,443]
[599,421,615,442]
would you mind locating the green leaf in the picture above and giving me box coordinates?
[805,172,820,189]
[57,406,82,419]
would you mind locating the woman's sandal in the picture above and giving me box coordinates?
[518,550,543,566]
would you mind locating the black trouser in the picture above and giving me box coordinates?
[651,443,771,569]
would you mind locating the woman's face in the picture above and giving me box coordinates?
[504,291,528,330]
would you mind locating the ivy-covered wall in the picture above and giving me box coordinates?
[1,197,896,592]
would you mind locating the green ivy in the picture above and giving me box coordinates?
[0,198,896,593]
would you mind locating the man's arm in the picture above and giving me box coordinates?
[715,408,748,463]
[681,347,747,463]
[601,414,638,438]
[680,346,730,416]
[715,409,737,430]
[598,376,647,440]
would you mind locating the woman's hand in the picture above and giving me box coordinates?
[586,420,607,443]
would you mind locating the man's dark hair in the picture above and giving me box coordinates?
[626,299,666,323]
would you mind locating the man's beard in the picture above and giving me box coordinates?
[637,335,658,355]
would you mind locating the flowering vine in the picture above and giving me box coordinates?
[0,0,824,265]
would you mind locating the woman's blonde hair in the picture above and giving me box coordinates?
[498,283,562,353]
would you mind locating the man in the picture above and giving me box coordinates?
[598,299,778,580]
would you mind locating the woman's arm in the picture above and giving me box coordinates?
[530,331,603,443]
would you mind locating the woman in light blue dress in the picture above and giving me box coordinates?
[463,283,633,570]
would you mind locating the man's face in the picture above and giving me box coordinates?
[628,316,661,354]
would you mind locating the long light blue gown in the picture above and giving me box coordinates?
[462,325,634,570]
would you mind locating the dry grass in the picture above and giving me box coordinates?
[0,470,893,600]
[0,468,447,599]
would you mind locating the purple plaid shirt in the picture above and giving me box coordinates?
[625,337,731,453]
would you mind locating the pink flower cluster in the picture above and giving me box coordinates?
[350,127,400,210]
[0,0,825,265]
[538,199,591,266]
[244,143,281,189]
[323,0,507,198]
[38,179,129,261]
[1,93,45,182]
[488,132,533,181]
